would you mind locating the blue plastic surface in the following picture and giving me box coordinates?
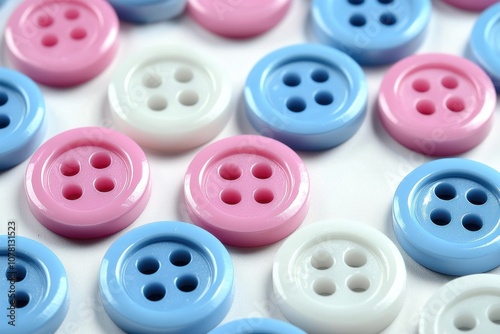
[107,0,186,24]
[0,68,46,171]
[99,221,234,334]
[393,158,500,276]
[245,44,367,151]
[468,3,500,92]
[312,0,431,66]
[0,235,69,334]
[209,318,306,334]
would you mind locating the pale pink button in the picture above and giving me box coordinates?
[5,0,119,87]
[184,135,310,247]
[442,0,499,11]
[25,127,151,239]
[378,54,496,156]
[187,0,291,38]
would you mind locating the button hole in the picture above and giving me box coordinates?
[143,283,166,301]
[350,14,366,27]
[148,95,168,111]
[5,265,27,282]
[254,188,274,204]
[434,183,456,201]
[65,8,80,20]
[0,115,10,129]
[219,163,242,180]
[430,208,451,226]
[0,92,8,106]
[311,248,334,270]
[347,274,370,293]
[380,12,397,26]
[220,189,242,205]
[62,184,83,201]
[251,163,273,179]
[169,249,192,267]
[60,160,81,177]
[283,73,301,87]
[315,91,334,106]
[9,291,30,308]
[42,35,58,47]
[176,275,198,293]
[462,214,483,232]
[344,249,367,268]
[412,79,430,93]
[454,314,476,331]
[137,257,160,275]
[94,177,115,193]
[90,152,112,169]
[70,28,87,40]
[466,189,487,205]
[313,277,336,296]
[174,67,194,83]
[287,97,306,112]
[178,90,199,106]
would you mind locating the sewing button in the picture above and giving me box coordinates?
[107,0,187,24]
[209,318,306,334]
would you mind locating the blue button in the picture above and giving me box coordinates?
[99,221,234,334]
[468,3,500,92]
[393,158,500,276]
[245,44,367,151]
[0,68,46,171]
[0,235,69,334]
[312,0,431,66]
[107,0,186,24]
[209,318,306,334]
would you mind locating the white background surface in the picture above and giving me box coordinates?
[1,0,500,333]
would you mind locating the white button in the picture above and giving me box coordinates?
[108,46,232,152]
[419,274,500,334]
[273,220,406,334]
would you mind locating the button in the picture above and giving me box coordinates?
[107,0,187,24]
[245,44,367,151]
[184,135,310,247]
[25,127,151,239]
[187,0,291,38]
[5,0,119,87]
[0,68,46,171]
[273,220,406,334]
[378,53,496,156]
[312,0,431,66]
[442,0,500,11]
[0,235,69,334]
[108,46,232,152]
[393,158,500,276]
[99,221,234,334]
[419,274,500,333]
[209,318,306,334]
[468,3,500,92]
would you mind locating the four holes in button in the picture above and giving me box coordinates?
[137,257,160,275]
[9,291,30,308]
[170,249,192,267]
[143,283,166,302]
[0,115,10,130]
[176,275,198,293]
[5,265,27,282]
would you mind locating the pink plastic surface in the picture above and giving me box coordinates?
[187,0,291,38]
[378,53,496,156]
[5,0,119,87]
[184,135,310,247]
[25,127,151,239]
[442,0,499,11]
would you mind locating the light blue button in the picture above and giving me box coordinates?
[0,68,46,171]
[468,3,500,92]
[0,235,69,334]
[107,0,186,24]
[393,158,500,276]
[209,318,306,334]
[245,44,367,151]
[99,221,234,334]
[312,0,431,66]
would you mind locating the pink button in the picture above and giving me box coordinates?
[5,0,119,87]
[442,0,499,11]
[25,127,151,239]
[378,54,496,156]
[184,135,310,247]
[187,0,291,38]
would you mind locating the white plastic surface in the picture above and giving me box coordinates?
[273,220,406,334]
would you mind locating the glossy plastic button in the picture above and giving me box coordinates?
[109,46,232,152]
[442,0,499,11]
[378,54,496,156]
[0,235,69,334]
[393,158,500,276]
[108,0,187,24]
[273,220,406,334]
[419,274,500,333]
[245,44,367,151]
[312,0,431,66]
[184,135,310,247]
[468,3,500,92]
[25,127,151,239]
[0,68,45,171]
[187,0,291,38]
[5,0,119,87]
[99,221,234,334]
[209,318,306,334]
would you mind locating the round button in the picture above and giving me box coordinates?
[0,68,45,171]
[393,158,500,276]
[419,274,500,333]
[25,127,151,239]
[245,44,367,151]
[5,0,119,87]
[442,0,500,11]
[184,135,310,247]
[312,0,431,66]
[109,46,232,152]
[209,318,306,334]
[468,3,500,92]
[273,220,406,334]
[99,221,234,334]
[0,235,69,334]
[187,0,291,38]
[378,53,496,156]
[108,0,187,24]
